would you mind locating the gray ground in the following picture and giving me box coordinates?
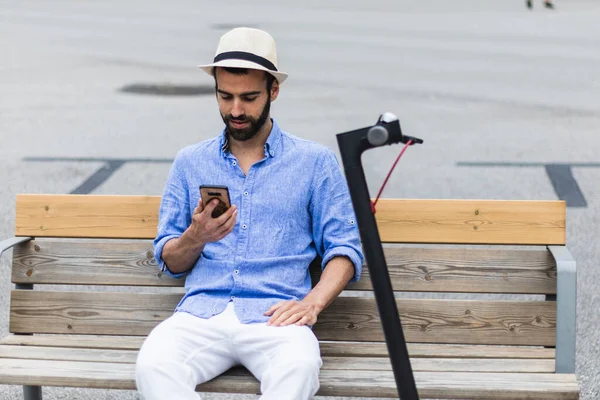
[1,0,599,399]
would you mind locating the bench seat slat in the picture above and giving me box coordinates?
[319,342,556,359]
[10,290,557,345]
[0,345,136,364]
[0,335,145,351]
[0,358,578,399]
[0,345,555,373]
[0,335,556,359]
[209,369,579,400]
[12,240,557,294]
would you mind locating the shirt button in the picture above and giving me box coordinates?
[269,150,275,156]
[243,191,249,196]
[213,308,218,313]
[242,224,247,229]
[232,161,237,166]
[231,296,235,300]
[234,270,239,275]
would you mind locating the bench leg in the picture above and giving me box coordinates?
[548,245,577,374]
[23,386,42,400]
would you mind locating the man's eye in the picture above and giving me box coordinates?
[243,97,258,102]
[220,95,232,100]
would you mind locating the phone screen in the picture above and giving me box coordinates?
[199,185,231,218]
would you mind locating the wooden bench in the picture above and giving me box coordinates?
[0,194,580,399]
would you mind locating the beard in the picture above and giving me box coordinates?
[222,97,271,142]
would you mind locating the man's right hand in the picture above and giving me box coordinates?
[161,199,237,275]
[188,198,238,245]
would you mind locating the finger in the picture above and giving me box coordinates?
[297,313,317,327]
[264,301,286,316]
[272,309,297,326]
[224,209,238,229]
[214,219,237,242]
[193,198,204,215]
[280,312,304,326]
[266,302,294,323]
[202,199,220,216]
[215,204,237,225]
[269,305,297,326]
[215,210,238,238]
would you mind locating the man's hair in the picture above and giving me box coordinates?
[213,67,276,93]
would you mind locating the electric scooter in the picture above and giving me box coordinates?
[336,113,423,400]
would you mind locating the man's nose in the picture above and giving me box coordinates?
[231,98,244,118]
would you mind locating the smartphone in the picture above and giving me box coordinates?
[199,185,231,218]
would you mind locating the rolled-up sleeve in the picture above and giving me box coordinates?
[154,150,191,279]
[310,149,364,283]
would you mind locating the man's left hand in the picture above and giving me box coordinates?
[264,300,322,327]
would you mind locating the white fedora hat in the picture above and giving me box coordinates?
[198,27,288,84]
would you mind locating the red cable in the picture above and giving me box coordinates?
[371,140,413,214]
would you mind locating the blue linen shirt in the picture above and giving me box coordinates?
[154,120,364,324]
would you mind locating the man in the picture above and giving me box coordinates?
[135,27,364,400]
[526,0,554,9]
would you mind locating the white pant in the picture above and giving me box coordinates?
[135,302,322,400]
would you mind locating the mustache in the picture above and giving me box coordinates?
[227,115,248,122]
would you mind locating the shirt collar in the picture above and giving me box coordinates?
[219,119,282,159]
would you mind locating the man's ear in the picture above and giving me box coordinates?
[270,79,280,102]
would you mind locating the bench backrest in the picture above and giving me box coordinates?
[10,194,566,347]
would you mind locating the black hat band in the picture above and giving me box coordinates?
[214,51,278,72]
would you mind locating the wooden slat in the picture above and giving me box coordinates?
[0,335,146,351]
[324,247,557,294]
[319,342,556,359]
[9,290,180,336]
[0,345,137,364]
[10,291,556,345]
[318,357,554,373]
[0,345,555,373]
[0,358,579,399]
[374,199,566,245]
[15,195,566,245]
[0,358,135,389]
[15,194,160,239]
[12,239,181,287]
[0,335,556,359]
[317,297,556,345]
[203,369,579,400]
[13,239,557,294]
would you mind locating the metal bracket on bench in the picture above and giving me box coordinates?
[0,237,33,258]
[23,385,42,400]
[548,245,577,374]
